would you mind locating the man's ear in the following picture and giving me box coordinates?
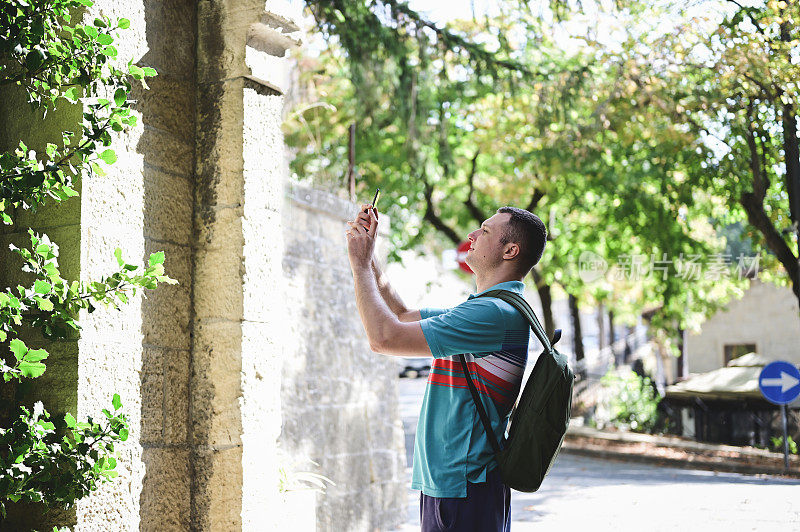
[503,243,520,261]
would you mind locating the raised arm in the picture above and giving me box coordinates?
[372,258,421,323]
[346,206,430,356]
[351,204,421,322]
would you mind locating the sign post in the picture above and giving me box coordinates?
[758,361,800,472]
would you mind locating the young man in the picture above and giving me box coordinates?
[345,205,547,532]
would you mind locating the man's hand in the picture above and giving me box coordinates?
[346,204,378,270]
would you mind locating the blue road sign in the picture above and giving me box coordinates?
[759,361,800,405]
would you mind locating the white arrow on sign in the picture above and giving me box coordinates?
[761,371,800,393]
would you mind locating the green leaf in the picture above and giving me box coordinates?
[114,247,124,266]
[148,251,165,267]
[118,428,129,441]
[94,17,108,28]
[36,297,54,312]
[99,149,117,164]
[141,67,157,77]
[118,18,130,29]
[129,64,144,79]
[9,339,27,361]
[34,280,52,294]
[19,361,46,378]
[63,86,79,102]
[24,349,49,363]
[112,393,122,410]
[113,87,127,107]
[64,413,77,428]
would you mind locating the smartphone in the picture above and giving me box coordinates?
[372,188,381,209]
[365,188,380,213]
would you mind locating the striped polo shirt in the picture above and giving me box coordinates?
[412,280,530,498]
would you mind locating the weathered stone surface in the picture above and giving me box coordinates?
[280,186,406,532]
[140,448,192,531]
[195,79,245,210]
[137,124,194,177]
[140,347,166,445]
[143,167,194,244]
[0,1,408,530]
[164,348,191,444]
[193,242,245,321]
[191,445,244,531]
[194,203,244,249]
[191,319,243,447]
[134,76,195,143]
[139,0,196,79]
[142,240,192,349]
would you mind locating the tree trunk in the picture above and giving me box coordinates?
[597,301,605,351]
[530,268,555,343]
[568,293,585,363]
[676,327,687,382]
[608,309,616,364]
[781,102,800,321]
[776,19,800,321]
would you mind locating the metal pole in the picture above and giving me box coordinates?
[782,403,789,473]
[347,123,356,202]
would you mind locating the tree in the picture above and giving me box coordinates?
[0,0,174,525]
[604,0,800,325]
[286,4,746,364]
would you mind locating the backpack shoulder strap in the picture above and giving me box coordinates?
[457,354,503,456]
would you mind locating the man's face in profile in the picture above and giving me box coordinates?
[465,213,511,272]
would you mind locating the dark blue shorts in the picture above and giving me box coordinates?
[419,468,511,532]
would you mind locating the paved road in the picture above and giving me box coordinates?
[393,377,800,532]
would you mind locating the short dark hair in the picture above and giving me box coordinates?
[496,206,547,275]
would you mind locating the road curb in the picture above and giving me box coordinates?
[563,424,800,478]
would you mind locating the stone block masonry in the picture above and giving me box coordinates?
[281,185,407,532]
[0,0,406,530]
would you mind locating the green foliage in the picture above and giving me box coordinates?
[599,369,661,433]
[0,229,176,382]
[286,5,746,339]
[0,0,152,222]
[0,0,173,525]
[0,397,128,518]
[770,435,798,455]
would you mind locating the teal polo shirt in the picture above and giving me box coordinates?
[411,280,530,498]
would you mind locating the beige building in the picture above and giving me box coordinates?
[684,280,800,374]
[0,1,405,530]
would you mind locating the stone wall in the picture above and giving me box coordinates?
[686,280,800,373]
[281,185,407,532]
[0,1,406,530]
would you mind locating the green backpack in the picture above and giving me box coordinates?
[457,289,575,493]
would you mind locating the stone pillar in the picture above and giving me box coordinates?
[192,1,299,529]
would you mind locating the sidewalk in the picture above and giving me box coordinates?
[562,422,800,478]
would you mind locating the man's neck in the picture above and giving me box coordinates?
[474,270,522,293]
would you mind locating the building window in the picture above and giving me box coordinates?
[724,344,756,365]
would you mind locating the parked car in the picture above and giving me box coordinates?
[399,357,431,379]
